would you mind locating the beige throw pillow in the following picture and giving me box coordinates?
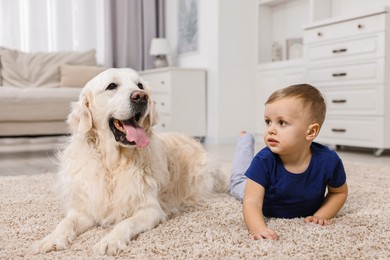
[0,47,97,88]
[60,64,106,88]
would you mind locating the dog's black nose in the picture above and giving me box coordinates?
[131,90,148,104]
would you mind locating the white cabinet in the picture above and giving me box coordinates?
[139,67,206,139]
[304,8,390,154]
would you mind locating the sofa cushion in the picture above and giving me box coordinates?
[0,47,97,88]
[60,64,106,88]
[0,60,2,85]
[0,121,70,137]
[0,87,81,122]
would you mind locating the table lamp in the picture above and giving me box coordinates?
[149,38,171,68]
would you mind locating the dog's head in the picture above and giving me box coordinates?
[68,68,157,148]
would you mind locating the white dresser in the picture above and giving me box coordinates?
[304,8,390,155]
[139,67,206,140]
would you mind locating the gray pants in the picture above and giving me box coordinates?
[229,133,255,201]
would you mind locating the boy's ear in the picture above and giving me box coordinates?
[306,123,320,140]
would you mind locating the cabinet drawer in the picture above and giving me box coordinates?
[304,13,386,44]
[141,72,171,93]
[306,33,384,61]
[320,85,384,115]
[154,114,171,132]
[307,60,384,85]
[153,94,171,114]
[319,117,384,147]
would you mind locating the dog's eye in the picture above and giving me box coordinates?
[137,82,144,90]
[106,83,118,91]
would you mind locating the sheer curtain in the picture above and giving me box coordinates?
[0,0,164,70]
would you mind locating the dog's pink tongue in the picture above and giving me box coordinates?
[123,124,149,148]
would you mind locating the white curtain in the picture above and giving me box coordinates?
[0,0,112,66]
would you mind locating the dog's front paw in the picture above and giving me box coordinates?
[93,233,129,255]
[31,234,71,254]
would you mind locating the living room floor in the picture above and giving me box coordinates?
[1,136,390,176]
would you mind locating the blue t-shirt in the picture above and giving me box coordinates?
[245,142,346,218]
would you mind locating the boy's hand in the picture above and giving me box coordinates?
[304,216,330,226]
[252,227,279,240]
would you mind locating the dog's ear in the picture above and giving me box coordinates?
[67,93,93,134]
[143,96,159,132]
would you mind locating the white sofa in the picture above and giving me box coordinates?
[0,47,105,137]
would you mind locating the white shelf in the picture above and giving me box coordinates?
[257,0,332,65]
[256,58,304,70]
[257,0,311,64]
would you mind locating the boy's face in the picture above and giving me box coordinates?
[263,97,311,155]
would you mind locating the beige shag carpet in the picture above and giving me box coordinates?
[1,161,389,259]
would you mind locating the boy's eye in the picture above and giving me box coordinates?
[279,120,287,126]
[265,119,271,126]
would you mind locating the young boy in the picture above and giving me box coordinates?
[230,84,348,240]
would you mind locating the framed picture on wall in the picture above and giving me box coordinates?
[286,38,303,60]
[178,0,198,54]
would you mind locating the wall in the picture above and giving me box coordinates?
[165,0,256,143]
[217,1,256,143]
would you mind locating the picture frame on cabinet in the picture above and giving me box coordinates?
[286,38,303,60]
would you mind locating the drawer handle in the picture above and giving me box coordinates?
[332,99,347,103]
[161,102,165,106]
[332,72,347,77]
[161,81,165,85]
[317,32,322,37]
[161,123,166,127]
[332,48,347,54]
[357,24,364,29]
[332,128,346,133]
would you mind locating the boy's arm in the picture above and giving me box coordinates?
[243,179,279,240]
[305,182,348,225]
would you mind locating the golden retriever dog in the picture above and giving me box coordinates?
[31,68,229,255]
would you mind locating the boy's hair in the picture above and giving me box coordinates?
[265,83,326,126]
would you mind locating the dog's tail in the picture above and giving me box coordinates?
[182,154,232,207]
[204,156,232,193]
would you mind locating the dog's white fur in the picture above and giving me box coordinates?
[31,68,229,255]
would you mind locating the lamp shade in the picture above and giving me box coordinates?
[149,38,171,56]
